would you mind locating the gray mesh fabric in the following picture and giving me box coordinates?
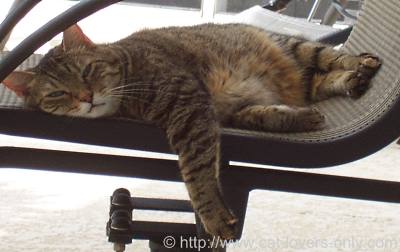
[0,52,43,108]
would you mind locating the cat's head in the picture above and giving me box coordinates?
[2,24,122,118]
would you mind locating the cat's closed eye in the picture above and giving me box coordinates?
[46,90,69,98]
[82,63,94,80]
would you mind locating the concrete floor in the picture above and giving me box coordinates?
[0,135,399,252]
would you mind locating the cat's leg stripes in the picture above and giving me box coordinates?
[284,37,381,74]
[285,38,382,101]
[310,70,372,101]
[231,104,325,132]
[166,104,237,239]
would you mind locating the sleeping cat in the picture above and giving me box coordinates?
[2,23,381,239]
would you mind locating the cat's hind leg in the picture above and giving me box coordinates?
[285,37,381,75]
[279,37,381,102]
[319,50,381,76]
[230,104,325,132]
[310,69,371,101]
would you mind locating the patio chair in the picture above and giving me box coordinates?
[0,0,399,251]
[260,0,358,44]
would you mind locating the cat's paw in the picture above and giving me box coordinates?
[201,208,238,240]
[344,71,371,99]
[295,107,326,131]
[358,53,382,77]
[347,54,381,99]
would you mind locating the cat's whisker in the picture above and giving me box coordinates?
[119,79,156,85]
[117,77,157,84]
[106,88,187,104]
[117,74,185,85]
[108,90,185,98]
[105,84,136,92]
[109,95,153,105]
[116,73,179,83]
[108,87,178,94]
[106,92,179,100]
[106,82,154,91]
[103,85,141,94]
[110,88,158,93]
[103,83,156,95]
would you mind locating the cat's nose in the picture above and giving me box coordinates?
[79,91,93,103]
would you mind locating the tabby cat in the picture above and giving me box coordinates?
[2,23,381,239]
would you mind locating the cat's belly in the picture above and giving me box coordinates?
[207,71,281,123]
[200,24,306,111]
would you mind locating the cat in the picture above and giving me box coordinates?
[2,23,381,239]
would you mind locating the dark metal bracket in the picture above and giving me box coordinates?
[107,188,205,252]
[262,0,292,12]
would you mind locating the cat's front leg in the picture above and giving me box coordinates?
[282,36,382,75]
[165,101,238,240]
[310,70,370,100]
[230,104,325,132]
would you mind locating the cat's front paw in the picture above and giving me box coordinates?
[344,71,369,98]
[345,54,381,99]
[201,207,238,240]
[295,107,326,131]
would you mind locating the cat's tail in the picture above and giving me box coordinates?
[165,97,238,239]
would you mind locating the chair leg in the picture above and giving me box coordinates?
[107,187,227,251]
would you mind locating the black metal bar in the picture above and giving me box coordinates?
[0,109,172,154]
[3,145,400,204]
[262,0,292,12]
[227,166,400,203]
[132,197,193,212]
[0,147,180,181]
[0,0,41,43]
[0,0,122,82]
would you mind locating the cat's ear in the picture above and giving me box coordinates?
[62,24,94,51]
[2,71,34,97]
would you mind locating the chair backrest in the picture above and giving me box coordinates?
[344,0,400,127]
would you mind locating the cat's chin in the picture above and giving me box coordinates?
[71,96,120,118]
[79,104,117,118]
[61,101,118,118]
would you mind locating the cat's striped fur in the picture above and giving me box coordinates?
[3,23,381,239]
